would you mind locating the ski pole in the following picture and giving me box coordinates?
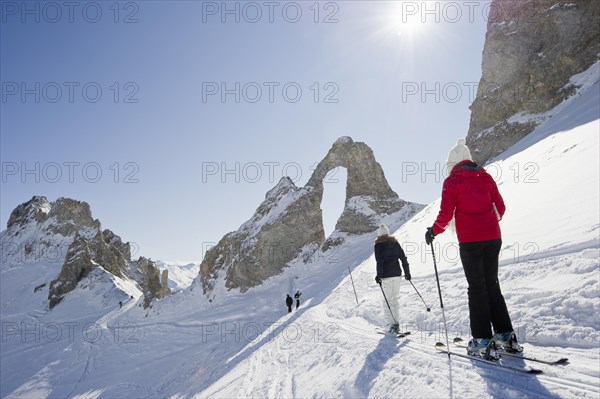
[431,243,450,357]
[409,280,431,312]
[347,266,359,306]
[378,281,398,325]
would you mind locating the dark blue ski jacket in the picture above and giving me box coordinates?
[375,236,410,279]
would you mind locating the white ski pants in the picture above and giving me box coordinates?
[381,276,402,325]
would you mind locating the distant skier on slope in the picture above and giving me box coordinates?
[294,290,302,310]
[286,294,293,313]
[374,224,411,334]
[425,138,520,358]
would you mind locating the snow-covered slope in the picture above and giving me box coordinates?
[195,123,600,398]
[155,260,199,291]
[1,79,598,398]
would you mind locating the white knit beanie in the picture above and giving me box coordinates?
[446,138,472,171]
[377,224,390,237]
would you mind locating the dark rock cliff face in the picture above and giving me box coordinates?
[48,234,95,309]
[199,176,325,294]
[3,196,170,309]
[199,137,420,295]
[47,228,133,309]
[466,0,600,164]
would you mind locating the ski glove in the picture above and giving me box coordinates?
[375,276,382,285]
[404,272,411,281]
[425,227,435,245]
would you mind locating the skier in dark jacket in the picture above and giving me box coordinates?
[294,291,302,310]
[426,139,518,357]
[374,224,411,334]
[286,294,293,313]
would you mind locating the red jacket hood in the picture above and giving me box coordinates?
[450,160,484,176]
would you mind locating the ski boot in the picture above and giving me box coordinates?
[388,323,400,334]
[467,338,499,360]
[492,331,523,353]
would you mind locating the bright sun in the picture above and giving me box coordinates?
[390,4,428,37]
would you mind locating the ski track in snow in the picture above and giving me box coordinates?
[198,245,600,398]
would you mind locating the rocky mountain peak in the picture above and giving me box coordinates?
[50,197,98,229]
[2,197,100,267]
[6,196,100,239]
[306,136,398,203]
[265,176,297,200]
[199,137,421,295]
[333,136,353,145]
[2,196,170,309]
[7,195,51,229]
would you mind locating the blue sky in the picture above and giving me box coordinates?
[1,1,491,261]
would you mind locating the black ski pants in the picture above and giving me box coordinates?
[460,238,513,339]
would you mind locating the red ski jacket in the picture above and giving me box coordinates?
[432,160,505,243]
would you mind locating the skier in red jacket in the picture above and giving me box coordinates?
[425,139,519,358]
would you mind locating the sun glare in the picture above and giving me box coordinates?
[390,4,428,37]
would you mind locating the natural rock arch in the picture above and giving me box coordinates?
[305,136,405,235]
[199,137,413,294]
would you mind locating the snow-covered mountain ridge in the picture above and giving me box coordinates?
[199,136,422,296]
[0,195,169,316]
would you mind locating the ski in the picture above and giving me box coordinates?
[376,329,411,338]
[453,337,569,366]
[435,344,543,375]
